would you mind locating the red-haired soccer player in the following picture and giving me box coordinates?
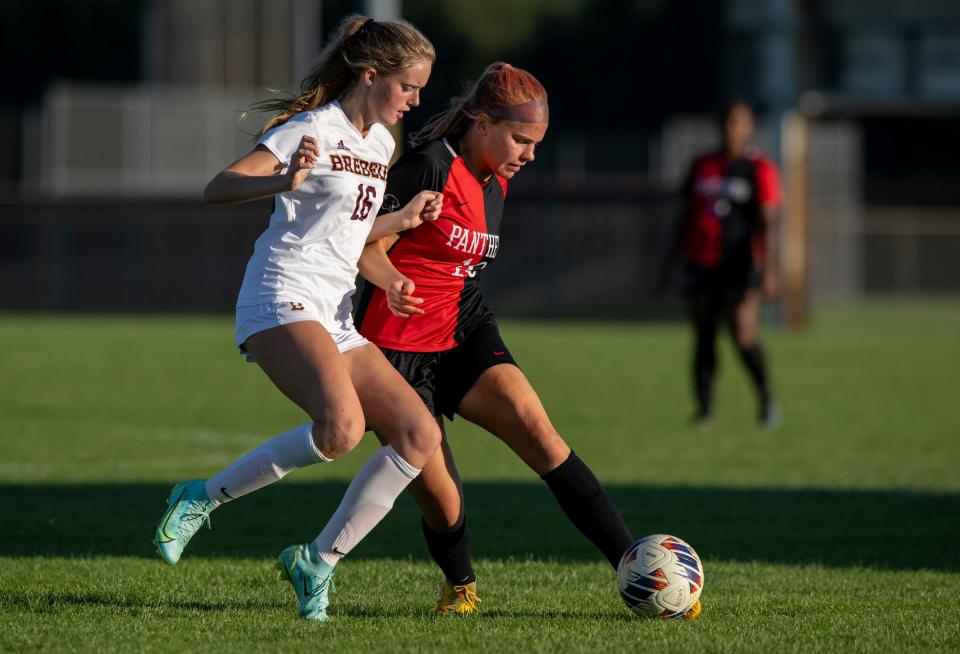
[666,100,782,429]
[355,63,651,615]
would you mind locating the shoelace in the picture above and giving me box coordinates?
[176,502,214,541]
[446,585,481,613]
[304,572,337,602]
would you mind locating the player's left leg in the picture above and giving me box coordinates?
[276,344,441,620]
[690,291,720,426]
[368,347,481,613]
[402,431,481,613]
[729,288,778,427]
[457,364,634,569]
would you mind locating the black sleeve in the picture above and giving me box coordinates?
[379,150,449,215]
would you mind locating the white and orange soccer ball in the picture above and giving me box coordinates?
[616,534,704,618]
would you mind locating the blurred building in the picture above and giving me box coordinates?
[2,0,959,314]
[22,0,322,198]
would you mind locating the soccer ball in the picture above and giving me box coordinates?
[616,534,704,618]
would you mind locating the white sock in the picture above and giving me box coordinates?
[311,445,420,566]
[205,423,330,503]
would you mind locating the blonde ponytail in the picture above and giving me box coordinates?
[251,15,435,136]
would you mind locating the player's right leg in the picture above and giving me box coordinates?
[274,344,442,620]
[690,292,720,427]
[457,364,634,570]
[367,348,480,613]
[153,321,365,565]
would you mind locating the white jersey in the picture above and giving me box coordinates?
[236,100,395,334]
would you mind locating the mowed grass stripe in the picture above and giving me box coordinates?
[2,559,958,653]
[0,302,958,652]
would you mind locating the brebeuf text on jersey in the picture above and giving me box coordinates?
[446,224,500,259]
[329,154,388,181]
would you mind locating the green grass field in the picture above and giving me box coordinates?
[2,301,959,652]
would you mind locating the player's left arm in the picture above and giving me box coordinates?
[757,158,783,299]
[761,203,781,298]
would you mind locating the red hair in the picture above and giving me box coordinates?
[410,62,548,146]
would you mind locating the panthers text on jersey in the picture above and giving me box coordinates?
[356,138,506,351]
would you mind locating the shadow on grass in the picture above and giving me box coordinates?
[2,482,957,571]
[9,590,277,613]
[8,590,629,621]
[334,605,632,621]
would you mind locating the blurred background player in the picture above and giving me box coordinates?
[663,100,783,429]
[355,62,637,614]
[152,16,445,621]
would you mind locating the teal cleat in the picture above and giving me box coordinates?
[153,479,217,565]
[275,544,336,621]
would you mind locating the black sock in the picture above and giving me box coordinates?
[737,343,770,407]
[541,451,634,569]
[421,515,475,584]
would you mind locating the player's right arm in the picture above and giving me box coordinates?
[358,235,425,318]
[366,190,443,243]
[204,135,319,205]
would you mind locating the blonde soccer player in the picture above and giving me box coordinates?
[153,16,443,621]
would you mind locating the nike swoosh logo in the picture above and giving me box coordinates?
[302,576,312,597]
[332,546,346,556]
[220,487,234,500]
[493,351,505,356]
[156,488,186,543]
[457,201,470,207]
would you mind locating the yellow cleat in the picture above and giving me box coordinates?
[683,599,702,621]
[436,580,481,614]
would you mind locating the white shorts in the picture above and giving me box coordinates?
[235,299,370,362]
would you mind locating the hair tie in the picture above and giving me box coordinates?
[358,18,375,34]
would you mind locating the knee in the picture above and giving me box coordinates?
[735,333,758,350]
[539,435,571,472]
[381,412,441,462]
[517,423,571,475]
[733,315,759,350]
[408,414,442,459]
[310,412,365,459]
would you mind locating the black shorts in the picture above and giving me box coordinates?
[683,257,762,302]
[380,318,518,420]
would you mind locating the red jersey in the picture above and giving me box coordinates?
[355,139,506,352]
[681,149,781,267]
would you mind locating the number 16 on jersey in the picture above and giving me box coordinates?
[351,184,377,221]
